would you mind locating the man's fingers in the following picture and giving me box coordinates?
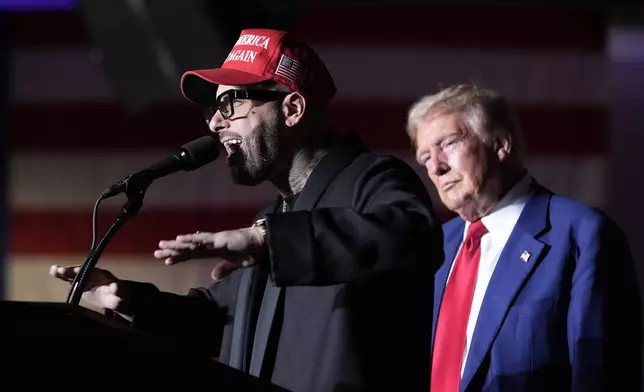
[50,265,79,282]
[154,239,209,260]
[157,240,199,250]
[154,248,208,263]
[101,294,122,310]
[92,285,122,310]
[49,265,116,292]
[156,231,245,266]
[163,254,195,265]
[153,249,182,259]
[175,232,213,242]
[211,260,236,281]
[49,265,59,276]
[157,246,236,265]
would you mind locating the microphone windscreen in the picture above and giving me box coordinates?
[181,135,220,169]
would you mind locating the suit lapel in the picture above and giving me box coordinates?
[460,186,551,391]
[229,199,281,372]
[293,133,368,212]
[228,267,255,371]
[431,219,466,354]
[249,272,282,377]
[248,134,367,377]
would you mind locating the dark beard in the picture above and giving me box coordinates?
[228,119,282,186]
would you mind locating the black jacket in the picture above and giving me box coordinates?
[123,135,443,392]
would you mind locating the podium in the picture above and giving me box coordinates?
[1,300,290,391]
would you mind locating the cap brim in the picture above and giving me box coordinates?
[180,69,271,104]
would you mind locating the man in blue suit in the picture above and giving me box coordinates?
[406,84,642,392]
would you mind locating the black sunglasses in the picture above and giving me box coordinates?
[202,89,290,124]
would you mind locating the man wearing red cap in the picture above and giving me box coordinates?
[51,29,442,391]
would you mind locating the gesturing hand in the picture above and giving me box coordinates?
[49,265,130,313]
[154,227,266,281]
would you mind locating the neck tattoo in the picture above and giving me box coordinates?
[288,150,326,196]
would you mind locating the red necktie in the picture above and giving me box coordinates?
[431,220,488,392]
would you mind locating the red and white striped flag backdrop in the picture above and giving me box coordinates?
[7,6,608,303]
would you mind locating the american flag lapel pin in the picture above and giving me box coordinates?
[520,250,531,262]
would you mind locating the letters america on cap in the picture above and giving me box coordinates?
[180,28,337,105]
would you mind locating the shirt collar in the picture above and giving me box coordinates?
[464,173,534,236]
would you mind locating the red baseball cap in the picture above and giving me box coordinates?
[180,28,336,106]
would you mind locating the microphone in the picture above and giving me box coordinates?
[100,135,219,199]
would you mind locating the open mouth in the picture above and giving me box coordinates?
[222,138,242,157]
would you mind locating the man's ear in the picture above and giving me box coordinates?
[494,131,512,162]
[281,92,306,127]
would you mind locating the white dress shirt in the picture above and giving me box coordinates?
[446,174,534,377]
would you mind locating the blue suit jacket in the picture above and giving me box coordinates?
[432,182,642,392]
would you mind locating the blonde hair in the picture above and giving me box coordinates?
[406,84,526,159]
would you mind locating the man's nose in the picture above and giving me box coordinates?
[209,110,228,134]
[428,154,449,177]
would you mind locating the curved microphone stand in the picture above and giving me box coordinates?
[66,177,150,305]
